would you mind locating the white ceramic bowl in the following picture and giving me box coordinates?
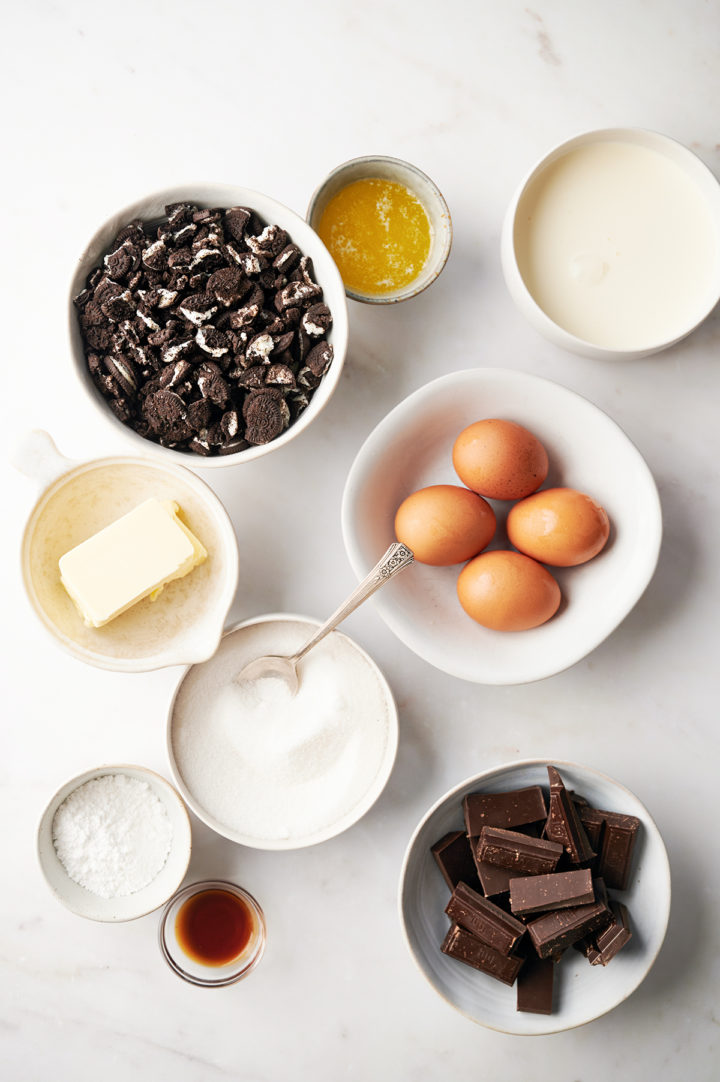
[166,613,398,849]
[18,430,239,672]
[307,155,452,303]
[38,765,192,922]
[501,128,720,359]
[399,759,671,1035]
[69,183,349,466]
[342,368,662,685]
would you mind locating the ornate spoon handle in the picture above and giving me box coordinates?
[291,543,415,665]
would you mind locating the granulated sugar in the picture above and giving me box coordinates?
[170,620,394,842]
[52,773,173,898]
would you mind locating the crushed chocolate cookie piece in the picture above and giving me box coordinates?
[178,292,218,326]
[273,243,301,273]
[275,279,322,311]
[302,303,332,337]
[196,362,230,407]
[243,391,286,444]
[196,326,230,357]
[266,363,296,387]
[208,266,243,306]
[306,341,334,377]
[224,206,252,243]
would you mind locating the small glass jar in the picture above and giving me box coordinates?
[159,879,266,987]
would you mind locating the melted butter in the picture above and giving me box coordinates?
[317,177,432,296]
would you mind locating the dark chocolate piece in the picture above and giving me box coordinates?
[441,924,524,986]
[477,827,563,875]
[545,766,595,865]
[590,901,632,965]
[431,831,480,892]
[516,955,555,1015]
[445,883,526,955]
[527,879,611,959]
[596,812,640,891]
[463,786,547,836]
[509,869,594,916]
[574,804,605,852]
[475,859,514,898]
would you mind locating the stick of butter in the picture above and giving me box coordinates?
[59,498,207,628]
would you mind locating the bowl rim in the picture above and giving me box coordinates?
[68,181,349,467]
[165,611,399,850]
[20,449,240,672]
[398,756,672,1035]
[306,154,453,304]
[341,366,663,685]
[37,763,193,923]
[500,126,720,360]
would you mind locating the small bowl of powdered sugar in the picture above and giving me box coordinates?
[38,764,192,921]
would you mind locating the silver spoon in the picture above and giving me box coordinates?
[235,542,414,695]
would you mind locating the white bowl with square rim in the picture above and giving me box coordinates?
[399,758,671,1034]
[341,367,662,685]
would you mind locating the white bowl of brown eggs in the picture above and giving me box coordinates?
[342,368,662,685]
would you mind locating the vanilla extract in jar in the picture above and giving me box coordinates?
[159,880,266,986]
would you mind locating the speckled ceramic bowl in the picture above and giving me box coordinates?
[307,155,452,303]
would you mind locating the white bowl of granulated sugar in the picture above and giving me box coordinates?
[38,764,192,921]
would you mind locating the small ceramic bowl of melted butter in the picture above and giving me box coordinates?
[307,155,452,303]
[502,127,720,360]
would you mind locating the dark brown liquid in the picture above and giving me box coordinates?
[175,889,254,967]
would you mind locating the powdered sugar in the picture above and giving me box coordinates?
[52,773,173,898]
[170,620,394,842]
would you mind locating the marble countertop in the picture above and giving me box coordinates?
[3,2,719,1079]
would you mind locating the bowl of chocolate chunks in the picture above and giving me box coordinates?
[69,184,349,466]
[399,759,670,1034]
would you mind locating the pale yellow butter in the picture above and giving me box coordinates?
[59,498,207,628]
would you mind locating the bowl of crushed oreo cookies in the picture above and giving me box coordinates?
[69,184,349,466]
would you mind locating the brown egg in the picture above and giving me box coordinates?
[507,487,610,567]
[394,484,496,566]
[452,419,549,501]
[457,550,561,631]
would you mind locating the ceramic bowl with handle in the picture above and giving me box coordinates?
[17,430,239,672]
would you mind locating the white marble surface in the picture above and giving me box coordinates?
[3,1,720,1079]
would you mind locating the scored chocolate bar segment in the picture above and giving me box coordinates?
[509,869,594,916]
[476,859,514,898]
[463,786,547,835]
[431,830,481,892]
[590,900,632,965]
[527,880,611,959]
[516,954,555,1015]
[445,882,526,955]
[545,766,595,864]
[441,923,524,986]
[574,804,605,852]
[477,826,563,875]
[597,812,640,890]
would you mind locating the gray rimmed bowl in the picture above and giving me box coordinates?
[307,155,452,303]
